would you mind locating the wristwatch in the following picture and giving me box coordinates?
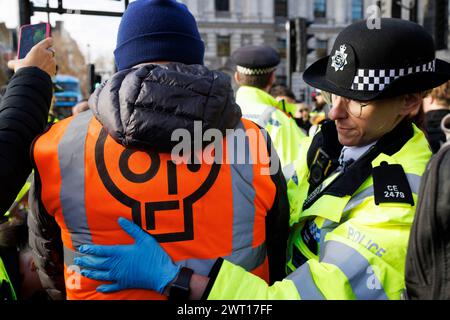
[168,267,194,301]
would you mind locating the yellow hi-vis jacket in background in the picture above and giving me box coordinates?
[236,86,307,177]
[206,122,431,300]
[236,86,308,217]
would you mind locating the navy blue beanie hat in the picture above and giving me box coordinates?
[114,0,205,71]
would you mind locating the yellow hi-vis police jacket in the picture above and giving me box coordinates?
[236,86,306,176]
[206,123,431,300]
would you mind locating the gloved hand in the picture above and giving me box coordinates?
[74,217,180,294]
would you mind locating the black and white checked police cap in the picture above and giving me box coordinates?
[304,18,450,102]
[232,45,280,76]
[352,60,436,92]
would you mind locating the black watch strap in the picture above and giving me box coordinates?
[168,267,193,301]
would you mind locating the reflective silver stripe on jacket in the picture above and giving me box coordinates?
[242,104,277,128]
[320,240,389,300]
[58,111,93,249]
[60,118,266,276]
[282,163,296,181]
[287,262,325,300]
[343,173,422,214]
[175,243,267,277]
[318,219,339,252]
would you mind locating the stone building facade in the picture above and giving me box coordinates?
[179,0,450,95]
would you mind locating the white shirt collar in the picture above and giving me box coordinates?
[339,141,378,166]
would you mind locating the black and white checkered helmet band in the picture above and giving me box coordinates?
[351,60,436,92]
[237,65,276,75]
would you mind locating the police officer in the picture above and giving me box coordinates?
[231,45,307,178]
[29,0,288,300]
[75,18,450,300]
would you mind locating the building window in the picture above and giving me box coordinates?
[352,0,364,21]
[275,0,288,17]
[316,39,328,59]
[277,37,287,58]
[241,34,253,47]
[314,0,327,18]
[215,0,230,12]
[217,35,231,57]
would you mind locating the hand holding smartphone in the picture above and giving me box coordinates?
[8,23,56,77]
[17,22,51,59]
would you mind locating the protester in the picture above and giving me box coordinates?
[28,0,289,300]
[76,18,449,300]
[0,37,56,300]
[422,80,450,153]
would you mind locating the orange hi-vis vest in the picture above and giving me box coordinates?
[32,111,277,300]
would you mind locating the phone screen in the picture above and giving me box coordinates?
[18,23,49,59]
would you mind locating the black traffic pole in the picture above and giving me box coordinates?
[19,0,32,26]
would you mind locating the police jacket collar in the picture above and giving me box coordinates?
[237,86,277,106]
[303,120,414,210]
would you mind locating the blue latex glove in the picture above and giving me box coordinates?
[74,217,180,294]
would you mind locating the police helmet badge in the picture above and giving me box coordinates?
[331,45,348,72]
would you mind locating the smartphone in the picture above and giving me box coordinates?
[17,22,51,59]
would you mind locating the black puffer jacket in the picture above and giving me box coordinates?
[90,63,241,151]
[0,67,52,213]
[0,67,51,301]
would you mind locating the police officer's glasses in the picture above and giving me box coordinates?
[323,92,370,118]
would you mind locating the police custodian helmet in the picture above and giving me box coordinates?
[303,18,450,102]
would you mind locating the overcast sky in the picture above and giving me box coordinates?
[0,0,134,63]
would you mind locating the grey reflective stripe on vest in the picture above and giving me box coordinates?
[58,111,93,250]
[225,242,266,270]
[228,121,256,253]
[64,244,82,267]
[320,240,389,300]
[227,121,267,266]
[287,262,325,300]
[343,173,422,213]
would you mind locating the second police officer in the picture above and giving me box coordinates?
[231,45,307,174]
